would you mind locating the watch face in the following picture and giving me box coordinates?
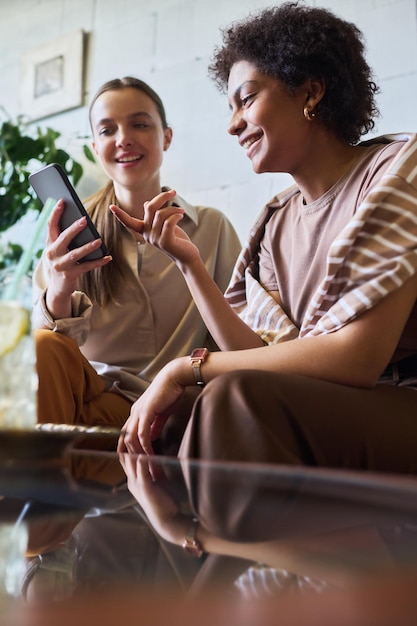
[191,348,207,359]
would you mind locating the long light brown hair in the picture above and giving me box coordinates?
[79,77,169,306]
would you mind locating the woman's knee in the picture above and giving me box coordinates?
[186,370,305,464]
[197,369,288,422]
[35,329,79,364]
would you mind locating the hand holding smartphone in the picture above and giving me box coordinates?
[29,163,108,262]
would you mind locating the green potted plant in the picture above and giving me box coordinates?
[0,109,88,270]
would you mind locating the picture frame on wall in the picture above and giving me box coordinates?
[19,29,85,121]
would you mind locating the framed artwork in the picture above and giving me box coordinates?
[19,29,85,121]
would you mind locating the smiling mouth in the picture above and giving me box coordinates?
[116,155,143,163]
[242,134,262,150]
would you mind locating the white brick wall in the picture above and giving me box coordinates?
[1,0,416,245]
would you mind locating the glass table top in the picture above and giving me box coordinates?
[1,426,417,625]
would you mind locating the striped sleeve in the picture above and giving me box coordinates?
[225,186,299,344]
[224,134,417,343]
[302,136,417,336]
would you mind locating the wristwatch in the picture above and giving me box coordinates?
[182,517,204,557]
[190,347,209,387]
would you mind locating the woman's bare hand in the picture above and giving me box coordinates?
[110,189,201,266]
[118,359,188,455]
[45,199,111,318]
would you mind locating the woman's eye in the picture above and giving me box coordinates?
[99,127,114,136]
[241,94,254,107]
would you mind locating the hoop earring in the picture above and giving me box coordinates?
[303,107,316,120]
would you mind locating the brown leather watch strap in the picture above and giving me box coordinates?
[189,348,209,387]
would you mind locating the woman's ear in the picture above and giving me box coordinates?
[163,127,173,151]
[305,77,326,109]
[91,141,99,157]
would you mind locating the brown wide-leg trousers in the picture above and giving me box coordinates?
[178,370,417,547]
[180,369,417,472]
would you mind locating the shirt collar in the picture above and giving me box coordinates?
[162,186,198,225]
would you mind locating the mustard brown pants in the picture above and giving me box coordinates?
[35,329,132,428]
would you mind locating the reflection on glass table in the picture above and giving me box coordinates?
[1,427,417,625]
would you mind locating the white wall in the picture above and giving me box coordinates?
[1,0,416,245]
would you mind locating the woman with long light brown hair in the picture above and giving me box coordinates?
[32,76,240,442]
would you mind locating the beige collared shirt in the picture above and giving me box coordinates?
[32,192,241,401]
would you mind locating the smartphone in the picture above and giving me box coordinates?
[29,163,108,262]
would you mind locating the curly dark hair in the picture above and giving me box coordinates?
[208,2,380,144]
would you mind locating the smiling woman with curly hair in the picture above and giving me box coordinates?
[209,2,380,145]
[114,4,417,495]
